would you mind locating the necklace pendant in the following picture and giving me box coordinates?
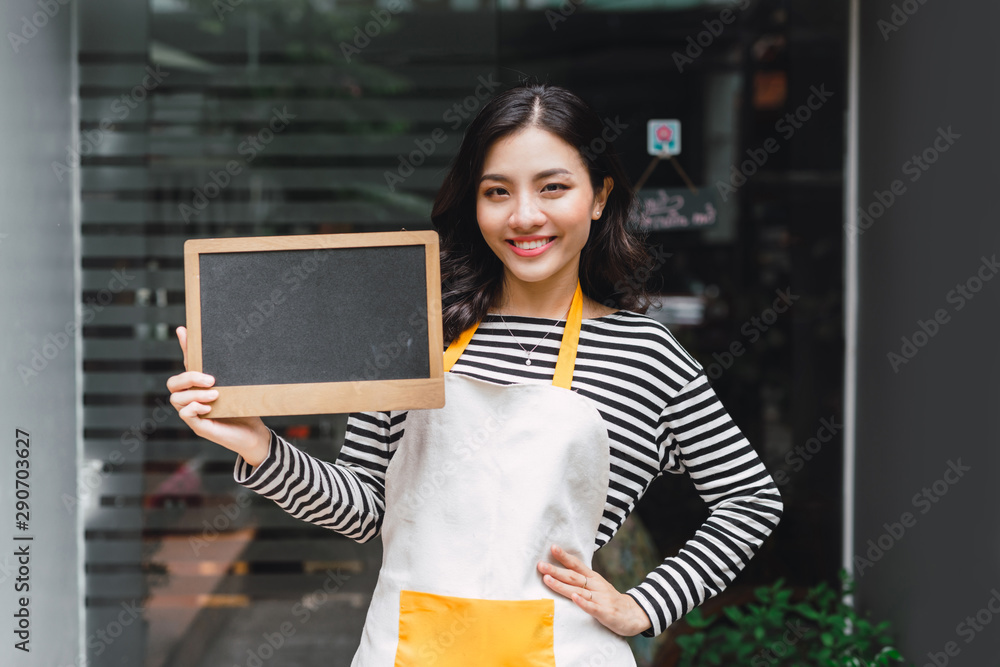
[525,358,532,366]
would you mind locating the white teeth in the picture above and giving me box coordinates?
[511,238,552,250]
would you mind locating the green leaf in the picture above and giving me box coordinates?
[685,608,713,628]
[723,606,745,623]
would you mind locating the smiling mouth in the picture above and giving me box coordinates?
[507,237,556,250]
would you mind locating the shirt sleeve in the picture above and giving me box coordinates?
[232,411,401,543]
[624,371,784,637]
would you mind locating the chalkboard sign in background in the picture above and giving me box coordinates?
[184,231,443,418]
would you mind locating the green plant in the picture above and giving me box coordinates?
[674,570,906,667]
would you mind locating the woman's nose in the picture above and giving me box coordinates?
[509,195,546,229]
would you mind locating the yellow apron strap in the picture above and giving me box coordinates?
[551,281,583,390]
[443,321,479,372]
[443,280,584,389]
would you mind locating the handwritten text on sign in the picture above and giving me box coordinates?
[634,188,717,231]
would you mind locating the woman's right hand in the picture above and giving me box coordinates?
[166,325,272,467]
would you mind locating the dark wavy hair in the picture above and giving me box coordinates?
[431,80,653,342]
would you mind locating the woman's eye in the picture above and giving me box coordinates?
[483,184,565,196]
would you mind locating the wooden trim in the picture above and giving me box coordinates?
[183,240,204,373]
[206,378,445,419]
[424,235,444,379]
[184,230,438,254]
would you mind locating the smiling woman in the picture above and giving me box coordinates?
[167,80,783,666]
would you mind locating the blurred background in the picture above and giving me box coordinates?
[1,0,997,665]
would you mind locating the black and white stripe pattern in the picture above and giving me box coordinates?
[233,310,783,637]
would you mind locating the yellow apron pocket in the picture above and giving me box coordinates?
[394,589,556,666]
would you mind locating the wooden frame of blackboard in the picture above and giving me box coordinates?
[183,231,443,418]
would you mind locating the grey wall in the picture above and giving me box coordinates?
[854,0,1000,664]
[0,1,80,667]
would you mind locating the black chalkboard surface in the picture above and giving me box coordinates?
[183,231,443,418]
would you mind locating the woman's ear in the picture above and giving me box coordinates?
[602,176,614,202]
[593,176,614,218]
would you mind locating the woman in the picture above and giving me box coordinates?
[168,81,783,665]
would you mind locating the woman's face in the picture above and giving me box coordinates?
[476,126,612,293]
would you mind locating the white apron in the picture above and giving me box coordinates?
[351,282,638,667]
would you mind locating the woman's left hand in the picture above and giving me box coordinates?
[537,544,652,637]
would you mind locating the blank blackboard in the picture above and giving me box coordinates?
[183,231,443,418]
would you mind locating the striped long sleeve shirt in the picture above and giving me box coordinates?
[233,310,784,637]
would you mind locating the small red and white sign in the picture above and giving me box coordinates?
[648,119,681,156]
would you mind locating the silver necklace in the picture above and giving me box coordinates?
[496,301,572,366]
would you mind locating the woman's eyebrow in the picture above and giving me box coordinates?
[479,168,573,184]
